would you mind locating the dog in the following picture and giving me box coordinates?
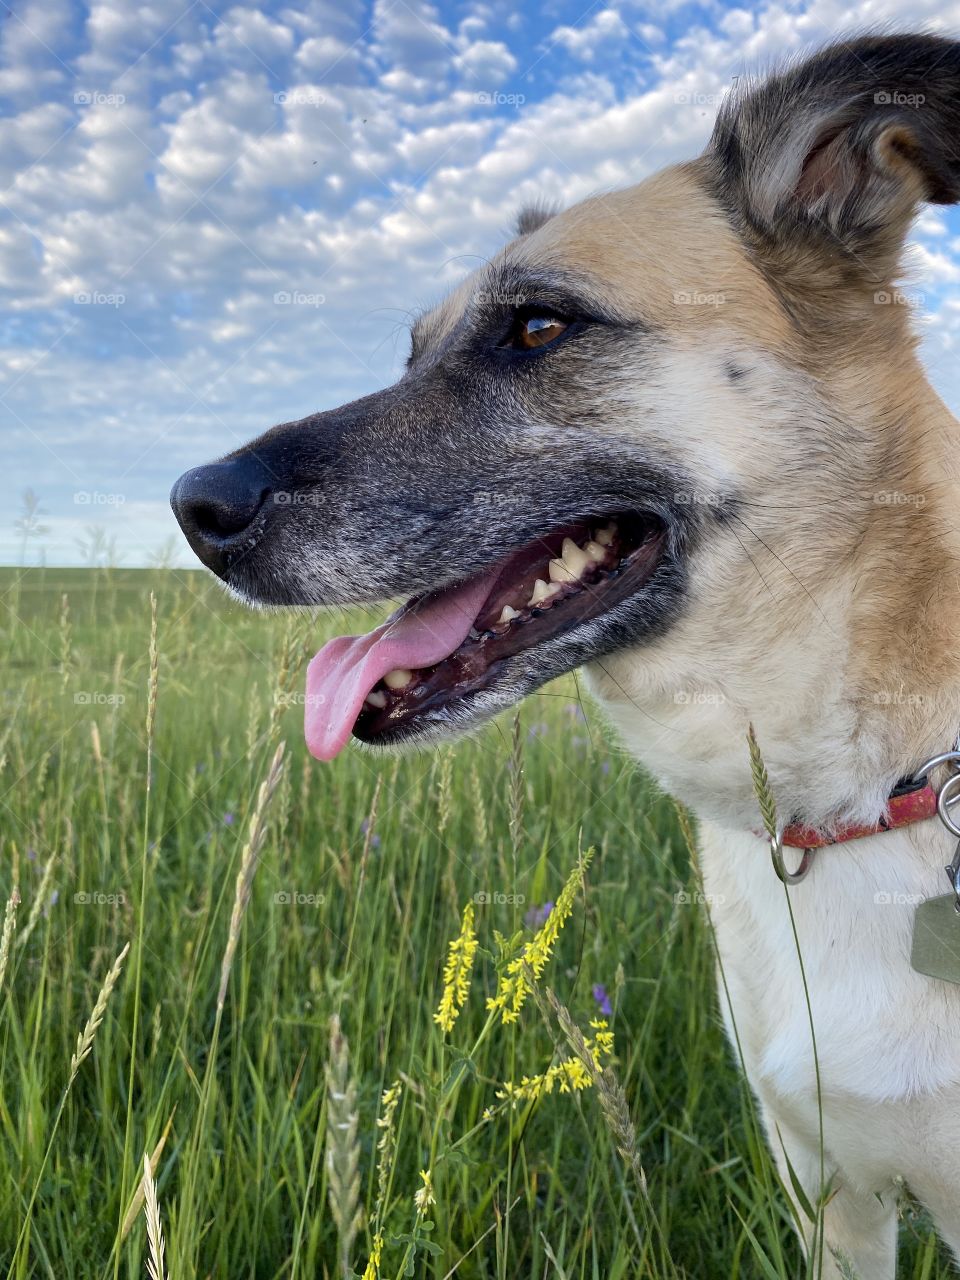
[171,33,960,1276]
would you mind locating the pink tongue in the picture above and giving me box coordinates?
[304,572,497,760]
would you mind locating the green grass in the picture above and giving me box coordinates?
[0,567,951,1278]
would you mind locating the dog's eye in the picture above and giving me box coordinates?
[507,312,569,351]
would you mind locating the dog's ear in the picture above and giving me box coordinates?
[707,34,960,284]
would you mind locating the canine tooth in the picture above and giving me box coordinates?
[384,668,413,689]
[365,690,388,708]
[584,539,607,562]
[561,537,591,577]
[548,558,577,584]
[498,605,521,623]
[594,523,616,546]
[529,578,562,605]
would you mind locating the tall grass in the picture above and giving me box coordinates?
[0,566,951,1277]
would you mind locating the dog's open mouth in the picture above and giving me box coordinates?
[304,512,667,758]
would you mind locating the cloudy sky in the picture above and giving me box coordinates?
[5,0,960,566]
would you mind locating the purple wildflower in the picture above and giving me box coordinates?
[525,900,554,929]
[222,812,235,826]
[592,983,613,1017]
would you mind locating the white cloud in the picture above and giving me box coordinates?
[453,39,517,86]
[548,9,632,61]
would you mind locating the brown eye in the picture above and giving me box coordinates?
[513,313,568,350]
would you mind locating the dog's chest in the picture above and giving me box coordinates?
[698,821,960,1108]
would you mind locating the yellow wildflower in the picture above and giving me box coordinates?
[374,1081,402,1205]
[486,849,594,1023]
[414,1168,435,1214]
[361,1232,383,1280]
[497,1017,614,1105]
[434,901,479,1033]
[589,1018,614,1064]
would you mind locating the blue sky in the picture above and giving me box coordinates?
[5,0,960,566]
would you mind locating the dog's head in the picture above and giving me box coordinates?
[172,34,960,772]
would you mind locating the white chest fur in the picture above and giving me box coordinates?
[699,819,960,1105]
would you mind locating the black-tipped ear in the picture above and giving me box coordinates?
[515,201,559,236]
[706,33,960,280]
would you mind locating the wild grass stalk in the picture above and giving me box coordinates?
[748,726,828,1278]
[325,1014,362,1278]
[142,1150,168,1280]
[0,887,19,990]
[16,853,55,952]
[172,739,286,1271]
[7,942,130,1278]
[115,591,160,1280]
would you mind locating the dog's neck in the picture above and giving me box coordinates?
[588,351,960,839]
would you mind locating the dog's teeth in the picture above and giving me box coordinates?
[548,558,577,584]
[384,668,413,689]
[529,578,562,605]
[498,605,521,623]
[468,627,481,641]
[594,523,616,546]
[561,537,591,577]
[365,690,388,708]
[584,540,607,562]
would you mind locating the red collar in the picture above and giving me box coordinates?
[781,776,939,849]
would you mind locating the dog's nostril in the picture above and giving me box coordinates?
[170,458,272,576]
[190,492,260,539]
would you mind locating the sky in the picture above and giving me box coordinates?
[5,0,960,567]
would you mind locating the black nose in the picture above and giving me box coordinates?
[170,457,272,577]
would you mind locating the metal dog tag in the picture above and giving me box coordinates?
[911,894,960,985]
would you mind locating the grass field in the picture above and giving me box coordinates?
[0,566,952,1279]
